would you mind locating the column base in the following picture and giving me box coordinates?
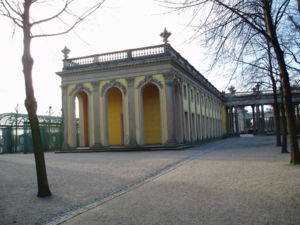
[61,143,76,151]
[165,138,177,145]
[90,143,104,150]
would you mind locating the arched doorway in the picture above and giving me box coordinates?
[107,87,123,146]
[142,83,162,144]
[75,91,89,147]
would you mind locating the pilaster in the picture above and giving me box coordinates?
[61,85,69,149]
[127,77,137,146]
[91,81,102,149]
[260,104,266,134]
[250,105,255,135]
[229,106,234,135]
[256,104,261,134]
[234,106,239,135]
[164,74,177,144]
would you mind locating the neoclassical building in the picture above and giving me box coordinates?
[57,32,227,150]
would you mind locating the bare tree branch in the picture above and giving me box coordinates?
[31,0,73,26]
[31,0,105,38]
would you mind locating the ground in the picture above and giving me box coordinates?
[0,136,299,225]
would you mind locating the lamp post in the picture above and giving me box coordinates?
[48,106,52,148]
[14,104,19,152]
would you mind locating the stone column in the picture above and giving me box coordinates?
[260,104,266,134]
[199,92,204,141]
[225,106,230,136]
[211,101,215,137]
[213,102,217,137]
[210,100,213,138]
[207,98,211,138]
[165,74,177,144]
[194,91,199,142]
[234,106,239,135]
[91,81,102,149]
[296,104,300,134]
[204,95,208,139]
[69,94,76,148]
[187,83,192,142]
[229,106,234,134]
[61,85,69,149]
[251,105,256,135]
[127,77,137,146]
[218,104,221,137]
[175,81,184,143]
[256,104,261,134]
[101,88,109,146]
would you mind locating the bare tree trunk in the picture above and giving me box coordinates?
[280,87,288,153]
[23,0,51,197]
[267,42,281,147]
[263,1,300,164]
[272,92,282,146]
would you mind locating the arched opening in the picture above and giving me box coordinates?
[75,91,89,147]
[142,83,162,144]
[107,87,123,146]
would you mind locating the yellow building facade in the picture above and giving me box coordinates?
[57,44,226,150]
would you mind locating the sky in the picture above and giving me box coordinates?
[0,0,230,116]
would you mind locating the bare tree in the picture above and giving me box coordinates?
[235,37,285,150]
[0,0,106,197]
[162,0,300,164]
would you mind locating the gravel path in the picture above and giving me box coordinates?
[1,136,299,225]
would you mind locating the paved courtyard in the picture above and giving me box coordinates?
[0,136,299,225]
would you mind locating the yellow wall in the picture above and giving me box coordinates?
[99,79,128,146]
[143,83,162,144]
[107,87,123,145]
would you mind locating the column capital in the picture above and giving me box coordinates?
[91,81,99,90]
[126,77,135,87]
[61,84,68,96]
[164,72,175,80]
[164,73,176,88]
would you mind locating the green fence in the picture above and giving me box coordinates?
[0,124,63,154]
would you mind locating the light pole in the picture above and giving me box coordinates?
[14,104,19,152]
[48,106,52,148]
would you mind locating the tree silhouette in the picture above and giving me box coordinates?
[0,0,106,197]
[162,0,300,164]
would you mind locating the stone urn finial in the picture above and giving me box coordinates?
[160,28,171,44]
[228,85,236,95]
[61,46,70,59]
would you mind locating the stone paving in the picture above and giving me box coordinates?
[0,136,299,225]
